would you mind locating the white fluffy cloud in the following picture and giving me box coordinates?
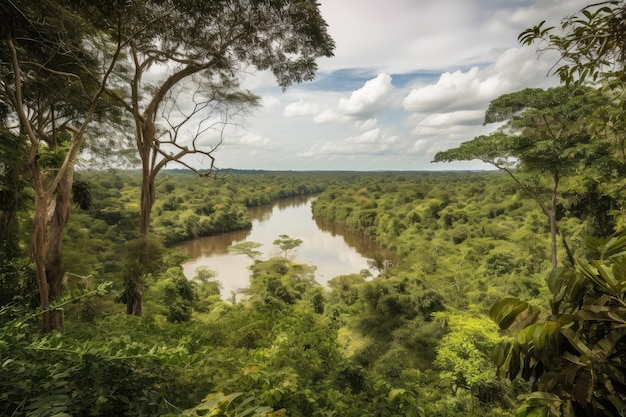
[418,110,485,128]
[282,74,395,125]
[233,133,270,146]
[317,0,591,74]
[284,100,321,117]
[261,95,280,111]
[337,73,394,117]
[402,47,557,115]
[176,0,599,171]
[354,118,378,131]
[399,44,567,160]
[313,108,346,124]
[298,128,399,158]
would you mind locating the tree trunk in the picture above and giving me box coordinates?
[33,192,53,332]
[125,286,144,316]
[44,170,74,330]
[124,167,152,316]
[127,125,156,316]
[549,172,559,269]
[139,161,156,239]
[549,172,560,318]
[31,167,75,332]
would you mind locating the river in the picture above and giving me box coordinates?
[176,195,389,298]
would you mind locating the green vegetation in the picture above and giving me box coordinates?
[5,168,613,416]
[312,172,554,309]
[4,1,626,416]
[433,86,623,267]
[1,0,334,328]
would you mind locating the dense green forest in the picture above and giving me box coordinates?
[1,168,624,416]
[3,1,626,416]
[0,169,538,416]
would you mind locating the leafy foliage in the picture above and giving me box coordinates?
[6,0,626,414]
[163,392,276,417]
[117,237,166,316]
[518,2,626,87]
[229,241,264,262]
[3,167,624,416]
[272,234,303,259]
[434,86,624,268]
[490,234,626,417]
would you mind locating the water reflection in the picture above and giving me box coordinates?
[176,195,390,298]
[314,218,387,260]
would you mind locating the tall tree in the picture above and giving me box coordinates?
[1,0,126,331]
[519,1,626,221]
[433,87,615,271]
[104,0,334,315]
[0,102,30,308]
[0,109,25,260]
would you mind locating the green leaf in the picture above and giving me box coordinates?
[571,368,594,407]
[490,297,535,330]
[388,388,406,402]
[493,340,512,367]
[523,406,549,417]
[547,268,564,295]
[561,327,592,358]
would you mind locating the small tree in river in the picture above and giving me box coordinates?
[228,241,263,262]
[273,235,303,260]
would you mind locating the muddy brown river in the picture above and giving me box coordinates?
[175,195,390,298]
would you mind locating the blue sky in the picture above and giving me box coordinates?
[169,0,592,171]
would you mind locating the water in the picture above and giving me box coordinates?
[176,195,388,297]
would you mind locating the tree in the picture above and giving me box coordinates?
[519,1,626,226]
[102,0,335,240]
[273,234,303,260]
[519,2,626,88]
[433,86,615,270]
[1,0,127,331]
[490,233,626,417]
[102,0,334,315]
[0,115,26,260]
[229,241,264,262]
[0,128,31,308]
[116,236,166,316]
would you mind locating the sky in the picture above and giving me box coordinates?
[176,0,593,172]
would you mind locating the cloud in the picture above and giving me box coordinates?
[317,0,591,74]
[285,74,395,126]
[282,74,399,130]
[354,118,378,130]
[351,128,397,144]
[236,133,269,146]
[261,95,280,111]
[409,139,429,154]
[283,100,321,117]
[403,47,558,115]
[490,0,592,31]
[164,0,599,171]
[337,73,393,117]
[418,110,485,128]
[313,108,346,124]
[398,43,568,164]
[298,128,399,158]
